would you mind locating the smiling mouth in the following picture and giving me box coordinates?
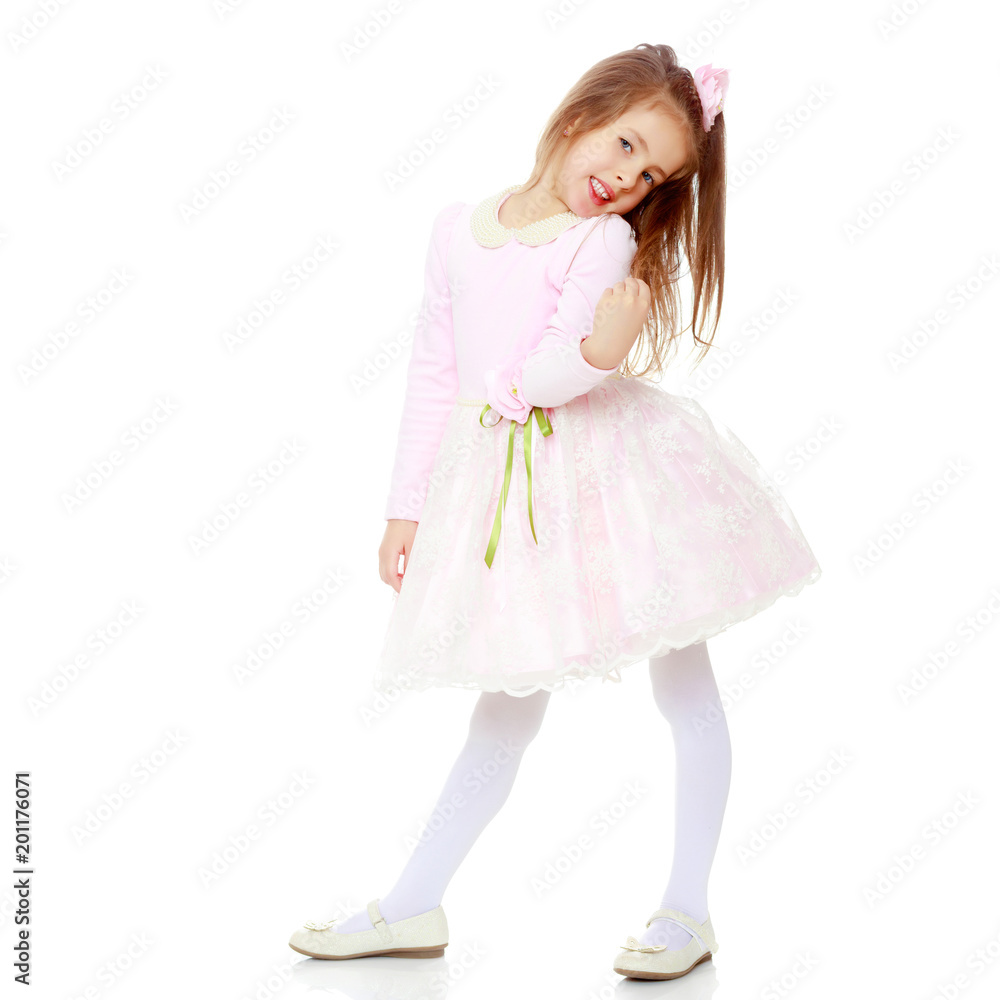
[590,176,613,202]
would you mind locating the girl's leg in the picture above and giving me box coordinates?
[333,687,551,933]
[639,640,732,950]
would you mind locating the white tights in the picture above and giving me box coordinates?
[334,641,732,952]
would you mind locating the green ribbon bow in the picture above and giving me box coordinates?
[478,403,553,568]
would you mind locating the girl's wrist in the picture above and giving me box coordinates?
[581,331,621,370]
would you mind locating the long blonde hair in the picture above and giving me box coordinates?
[520,43,726,378]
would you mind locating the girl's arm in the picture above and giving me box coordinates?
[383,201,464,522]
[483,213,636,422]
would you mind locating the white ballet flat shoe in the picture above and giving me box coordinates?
[288,898,448,960]
[613,907,718,980]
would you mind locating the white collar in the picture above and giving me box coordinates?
[470,184,587,247]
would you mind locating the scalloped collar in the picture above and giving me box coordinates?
[470,184,587,248]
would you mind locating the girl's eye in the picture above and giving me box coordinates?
[619,137,655,187]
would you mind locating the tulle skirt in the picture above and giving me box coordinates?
[373,374,821,697]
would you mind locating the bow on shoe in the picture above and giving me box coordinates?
[620,934,667,953]
[302,917,338,931]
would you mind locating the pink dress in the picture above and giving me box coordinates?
[374,184,822,697]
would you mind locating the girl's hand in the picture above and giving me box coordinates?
[379,519,418,594]
[585,277,652,369]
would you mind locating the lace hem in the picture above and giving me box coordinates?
[372,561,822,699]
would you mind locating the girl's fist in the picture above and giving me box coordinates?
[593,277,652,343]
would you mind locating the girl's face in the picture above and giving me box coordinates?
[557,103,690,218]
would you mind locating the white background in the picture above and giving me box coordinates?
[3,0,999,997]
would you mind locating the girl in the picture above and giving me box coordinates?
[289,43,821,981]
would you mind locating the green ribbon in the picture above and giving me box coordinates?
[478,403,553,568]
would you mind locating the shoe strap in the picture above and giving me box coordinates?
[367,899,394,945]
[645,908,717,953]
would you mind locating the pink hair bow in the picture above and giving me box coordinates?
[692,63,729,132]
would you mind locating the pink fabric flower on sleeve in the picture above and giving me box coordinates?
[483,358,532,424]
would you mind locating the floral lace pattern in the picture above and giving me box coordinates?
[372,376,822,698]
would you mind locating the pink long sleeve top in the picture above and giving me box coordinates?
[384,184,638,522]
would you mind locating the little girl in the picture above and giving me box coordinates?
[289,43,821,981]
